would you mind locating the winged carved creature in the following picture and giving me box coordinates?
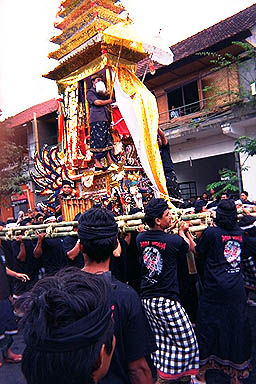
[30,145,72,213]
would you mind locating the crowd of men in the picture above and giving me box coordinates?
[0,188,256,384]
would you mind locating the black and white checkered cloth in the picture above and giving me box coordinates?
[142,297,199,380]
[242,256,256,291]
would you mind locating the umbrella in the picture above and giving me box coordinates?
[103,20,146,54]
[103,20,174,66]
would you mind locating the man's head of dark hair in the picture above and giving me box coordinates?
[19,268,114,384]
[78,208,118,263]
[144,198,169,228]
[221,192,230,200]
[215,199,237,230]
[238,214,256,237]
[194,199,206,214]
[241,191,248,197]
[129,207,141,215]
[20,218,33,226]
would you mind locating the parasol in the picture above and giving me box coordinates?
[103,21,146,54]
[103,20,174,66]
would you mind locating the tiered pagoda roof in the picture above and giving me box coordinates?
[45,0,126,79]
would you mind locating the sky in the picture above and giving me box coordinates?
[0,0,255,120]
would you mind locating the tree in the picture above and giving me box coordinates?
[234,135,256,166]
[198,41,256,104]
[206,168,240,197]
[0,126,29,201]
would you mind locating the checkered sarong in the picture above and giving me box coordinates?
[142,297,199,380]
[242,256,256,291]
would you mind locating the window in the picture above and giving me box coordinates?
[167,80,200,118]
[178,181,197,200]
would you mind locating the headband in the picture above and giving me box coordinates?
[216,207,237,217]
[78,223,118,241]
[145,199,169,219]
[24,305,112,352]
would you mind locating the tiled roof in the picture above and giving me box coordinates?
[0,99,58,129]
[137,4,256,77]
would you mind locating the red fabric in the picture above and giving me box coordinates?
[57,99,64,144]
[112,105,130,136]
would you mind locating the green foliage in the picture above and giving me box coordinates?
[0,127,29,200]
[197,41,256,101]
[234,136,256,156]
[206,168,239,197]
[198,51,234,69]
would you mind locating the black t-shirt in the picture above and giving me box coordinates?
[136,230,189,300]
[99,275,156,384]
[126,232,141,293]
[109,238,127,283]
[195,226,245,303]
[11,240,40,295]
[62,236,84,268]
[41,238,66,275]
[0,246,10,300]
[1,240,15,269]
[243,235,256,261]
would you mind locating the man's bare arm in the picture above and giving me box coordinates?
[158,128,168,145]
[94,98,112,106]
[128,357,154,384]
[33,233,45,259]
[16,236,27,262]
[67,240,80,261]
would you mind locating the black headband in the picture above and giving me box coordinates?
[24,305,112,353]
[78,223,118,241]
[145,198,169,219]
[216,207,237,217]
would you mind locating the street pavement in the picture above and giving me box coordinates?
[1,306,256,384]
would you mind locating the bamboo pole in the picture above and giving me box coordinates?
[1,210,253,241]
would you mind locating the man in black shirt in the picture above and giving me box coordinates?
[78,207,156,384]
[158,128,181,200]
[55,180,75,218]
[34,232,66,276]
[0,245,29,366]
[11,237,39,297]
[136,198,199,383]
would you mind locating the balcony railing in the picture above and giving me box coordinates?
[159,92,239,130]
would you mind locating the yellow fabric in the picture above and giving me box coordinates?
[57,54,136,86]
[103,21,145,54]
[117,67,170,201]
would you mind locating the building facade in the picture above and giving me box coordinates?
[0,99,58,220]
[140,4,256,200]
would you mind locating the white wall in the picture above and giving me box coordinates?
[241,153,256,202]
[170,134,235,163]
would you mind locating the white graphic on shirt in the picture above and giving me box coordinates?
[223,240,241,273]
[143,246,163,283]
